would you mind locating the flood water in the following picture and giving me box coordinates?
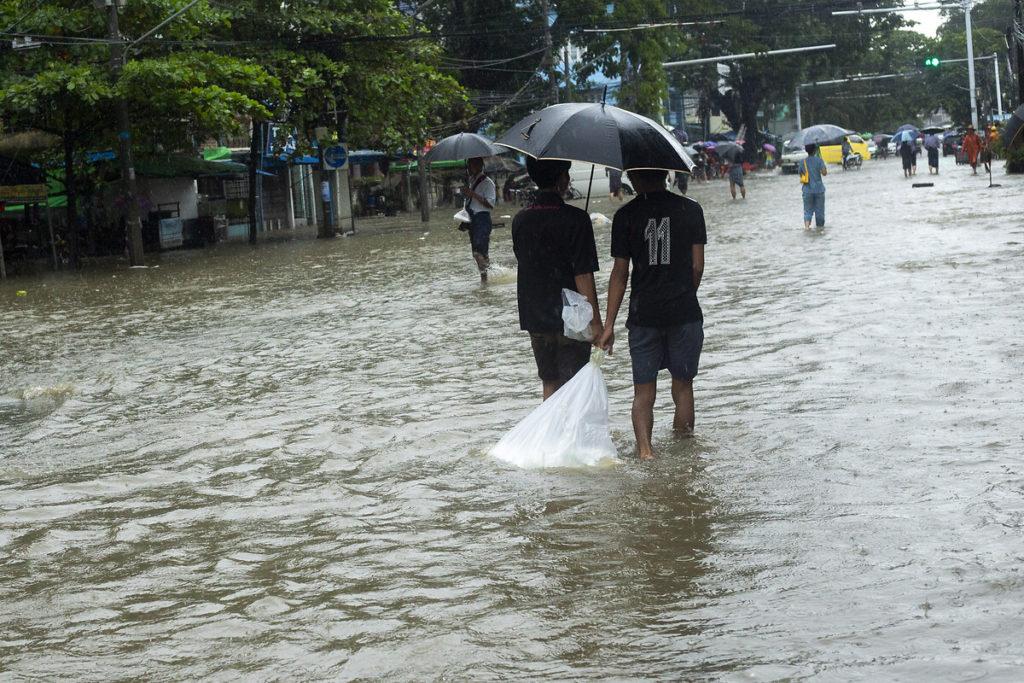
[2,158,1023,680]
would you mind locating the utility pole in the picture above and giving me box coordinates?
[1015,0,1024,103]
[104,0,145,266]
[795,86,802,130]
[964,0,979,129]
[539,0,558,104]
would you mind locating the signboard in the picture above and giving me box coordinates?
[323,144,349,170]
[0,184,48,204]
[158,217,183,249]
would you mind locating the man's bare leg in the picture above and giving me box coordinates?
[542,379,562,401]
[632,381,657,459]
[473,251,489,282]
[671,378,695,434]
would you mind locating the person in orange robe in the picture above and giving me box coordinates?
[962,125,983,174]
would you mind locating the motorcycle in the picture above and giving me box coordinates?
[842,152,863,170]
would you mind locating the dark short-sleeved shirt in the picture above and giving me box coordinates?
[610,190,706,328]
[512,191,600,333]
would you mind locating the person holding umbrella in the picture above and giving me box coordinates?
[800,143,827,230]
[511,158,604,401]
[924,131,941,174]
[462,157,496,282]
[899,134,916,178]
[599,168,707,458]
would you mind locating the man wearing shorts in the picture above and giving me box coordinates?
[463,157,496,282]
[599,169,706,459]
[512,158,603,400]
[727,162,745,199]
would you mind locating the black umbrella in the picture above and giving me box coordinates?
[715,141,744,163]
[424,132,503,162]
[921,126,945,134]
[1003,104,1024,152]
[494,102,694,173]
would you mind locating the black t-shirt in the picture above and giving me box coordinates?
[610,190,706,328]
[512,192,599,333]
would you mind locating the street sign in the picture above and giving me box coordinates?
[323,145,349,170]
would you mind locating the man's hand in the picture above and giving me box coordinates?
[598,326,615,354]
[588,322,605,347]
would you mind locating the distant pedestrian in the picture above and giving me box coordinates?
[899,138,915,178]
[962,125,983,174]
[463,157,496,282]
[924,133,940,174]
[800,143,827,230]
[675,170,689,195]
[727,161,745,199]
[608,168,624,203]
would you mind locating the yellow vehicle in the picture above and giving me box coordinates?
[819,134,871,164]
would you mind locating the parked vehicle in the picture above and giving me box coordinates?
[780,142,808,174]
[819,135,871,164]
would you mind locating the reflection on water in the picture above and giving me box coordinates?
[2,160,1024,679]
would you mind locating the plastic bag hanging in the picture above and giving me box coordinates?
[561,288,592,342]
[489,348,618,469]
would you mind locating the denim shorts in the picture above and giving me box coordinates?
[627,322,704,384]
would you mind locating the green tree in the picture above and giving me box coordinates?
[0,0,279,262]
[804,30,936,132]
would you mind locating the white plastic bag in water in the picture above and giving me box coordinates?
[490,349,618,468]
[561,288,592,342]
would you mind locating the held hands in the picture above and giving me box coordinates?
[598,325,614,354]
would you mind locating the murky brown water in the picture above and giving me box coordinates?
[3,159,1023,680]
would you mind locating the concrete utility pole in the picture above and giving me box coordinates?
[104,0,145,267]
[964,0,979,129]
[1017,0,1024,104]
[539,0,558,104]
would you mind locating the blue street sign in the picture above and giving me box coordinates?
[323,145,349,169]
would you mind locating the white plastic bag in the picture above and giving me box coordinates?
[489,350,618,468]
[561,288,592,342]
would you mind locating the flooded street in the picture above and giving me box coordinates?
[3,157,1024,680]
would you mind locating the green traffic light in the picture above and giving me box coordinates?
[925,57,941,67]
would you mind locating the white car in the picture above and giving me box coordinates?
[780,144,808,174]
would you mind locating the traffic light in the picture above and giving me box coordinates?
[924,57,941,67]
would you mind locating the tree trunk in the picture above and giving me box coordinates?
[63,128,78,269]
[248,120,261,244]
[417,147,430,222]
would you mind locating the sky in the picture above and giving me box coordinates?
[899,7,945,38]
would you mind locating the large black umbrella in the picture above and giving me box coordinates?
[424,132,503,162]
[494,102,694,172]
[1003,104,1024,152]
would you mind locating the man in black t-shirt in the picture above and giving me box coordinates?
[599,169,707,459]
[512,158,603,400]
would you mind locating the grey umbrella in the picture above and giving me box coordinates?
[424,132,504,162]
[715,141,744,163]
[788,124,853,148]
